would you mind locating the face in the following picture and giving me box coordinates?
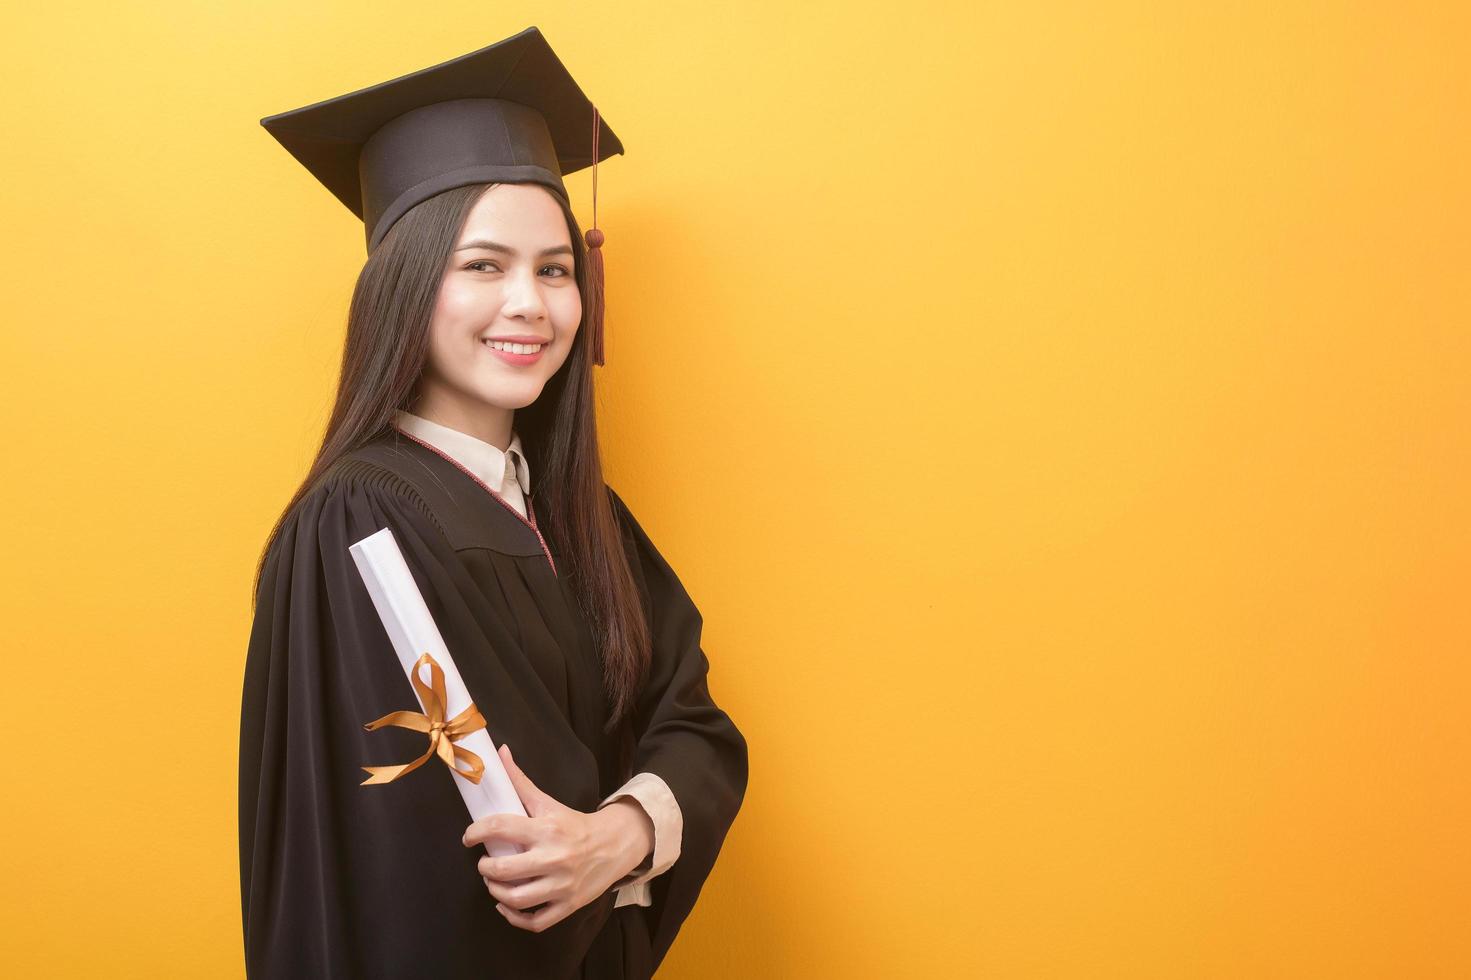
[413,183,581,445]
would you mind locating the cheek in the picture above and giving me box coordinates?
[553,289,583,335]
[426,291,480,372]
[436,280,493,323]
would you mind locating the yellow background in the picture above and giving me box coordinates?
[2,2,1467,976]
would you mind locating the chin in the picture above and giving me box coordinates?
[472,383,546,410]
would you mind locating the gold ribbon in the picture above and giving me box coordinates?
[360,651,488,786]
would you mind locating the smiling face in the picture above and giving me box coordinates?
[410,182,582,447]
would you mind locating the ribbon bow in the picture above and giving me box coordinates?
[360,651,488,786]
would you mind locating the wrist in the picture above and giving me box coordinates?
[600,798,655,877]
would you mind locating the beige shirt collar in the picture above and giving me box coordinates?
[391,409,531,497]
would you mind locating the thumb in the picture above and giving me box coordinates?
[498,743,552,813]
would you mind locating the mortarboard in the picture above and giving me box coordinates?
[259,25,622,364]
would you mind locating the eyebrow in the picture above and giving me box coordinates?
[454,239,573,257]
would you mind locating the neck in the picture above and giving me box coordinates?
[406,392,514,450]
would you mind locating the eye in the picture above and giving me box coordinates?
[465,261,570,277]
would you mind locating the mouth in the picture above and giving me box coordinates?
[482,338,547,364]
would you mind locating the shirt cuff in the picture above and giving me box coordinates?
[613,880,652,908]
[598,771,683,901]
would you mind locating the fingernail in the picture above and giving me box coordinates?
[495,904,507,916]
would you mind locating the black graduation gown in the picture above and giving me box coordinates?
[238,430,749,979]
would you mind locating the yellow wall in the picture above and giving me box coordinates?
[2,2,1467,976]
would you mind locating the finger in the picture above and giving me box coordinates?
[463,812,539,848]
[497,743,547,809]
[495,898,569,934]
[483,874,554,911]
[478,851,543,882]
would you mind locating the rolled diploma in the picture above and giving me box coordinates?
[348,525,526,858]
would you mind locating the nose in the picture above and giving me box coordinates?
[500,266,549,322]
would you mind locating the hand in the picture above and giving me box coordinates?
[462,743,654,933]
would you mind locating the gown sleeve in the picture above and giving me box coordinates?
[605,486,750,970]
[238,464,609,979]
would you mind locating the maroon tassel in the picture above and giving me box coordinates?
[586,103,606,366]
[585,226,605,366]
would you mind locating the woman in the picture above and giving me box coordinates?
[239,29,748,979]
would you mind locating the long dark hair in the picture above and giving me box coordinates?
[251,182,651,731]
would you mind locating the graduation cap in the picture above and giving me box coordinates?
[260,25,623,364]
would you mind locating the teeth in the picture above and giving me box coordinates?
[484,340,545,354]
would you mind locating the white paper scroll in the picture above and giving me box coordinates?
[348,525,527,858]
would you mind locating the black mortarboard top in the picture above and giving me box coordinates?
[260,26,622,364]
